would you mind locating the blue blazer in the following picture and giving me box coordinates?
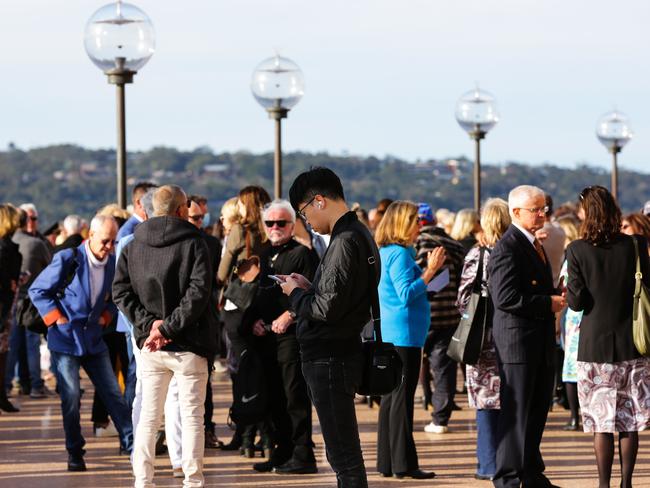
[29,244,117,356]
[117,215,140,241]
[378,244,430,347]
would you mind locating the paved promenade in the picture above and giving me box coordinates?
[1,369,649,487]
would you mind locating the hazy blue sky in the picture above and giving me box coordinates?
[2,0,650,172]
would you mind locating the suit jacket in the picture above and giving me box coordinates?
[566,234,650,363]
[29,243,116,356]
[487,225,556,364]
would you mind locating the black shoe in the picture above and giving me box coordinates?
[562,418,580,431]
[522,474,560,488]
[67,454,87,472]
[220,436,243,451]
[253,460,276,472]
[394,469,436,479]
[119,447,131,456]
[0,398,19,412]
[154,431,167,456]
[475,473,495,480]
[379,472,393,478]
[273,459,318,475]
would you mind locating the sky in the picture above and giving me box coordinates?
[1,0,650,172]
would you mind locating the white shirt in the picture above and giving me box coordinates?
[512,222,536,246]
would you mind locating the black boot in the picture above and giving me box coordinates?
[0,353,19,412]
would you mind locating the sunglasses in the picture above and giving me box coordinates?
[29,216,38,222]
[264,220,288,228]
[100,239,116,247]
[189,214,205,222]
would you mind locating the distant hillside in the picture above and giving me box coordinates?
[1,144,648,227]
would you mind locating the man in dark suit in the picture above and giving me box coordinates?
[488,185,566,488]
[116,181,158,242]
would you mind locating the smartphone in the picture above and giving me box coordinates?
[268,274,285,283]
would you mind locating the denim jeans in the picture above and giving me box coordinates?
[124,329,137,409]
[5,320,43,392]
[476,408,499,477]
[427,327,457,426]
[50,349,133,456]
[302,353,368,488]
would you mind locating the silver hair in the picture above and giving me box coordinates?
[508,185,545,218]
[153,185,186,217]
[89,214,117,232]
[19,203,37,215]
[63,214,84,234]
[141,188,156,219]
[263,199,296,223]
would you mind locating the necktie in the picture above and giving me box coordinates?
[533,239,547,264]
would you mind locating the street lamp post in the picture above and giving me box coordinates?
[455,88,499,212]
[251,55,304,199]
[84,1,155,209]
[596,111,633,201]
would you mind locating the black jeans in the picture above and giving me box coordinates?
[377,346,422,474]
[426,327,457,426]
[302,353,368,488]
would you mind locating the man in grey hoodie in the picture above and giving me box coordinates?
[113,184,218,488]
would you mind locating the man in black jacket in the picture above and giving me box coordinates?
[280,168,379,488]
[488,185,565,488]
[113,184,217,488]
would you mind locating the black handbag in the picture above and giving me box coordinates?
[357,232,403,396]
[223,231,260,310]
[15,297,47,335]
[447,247,488,365]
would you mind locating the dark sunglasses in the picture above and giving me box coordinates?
[29,216,38,221]
[264,220,288,228]
[189,214,205,222]
[100,239,116,247]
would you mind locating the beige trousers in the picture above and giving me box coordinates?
[132,349,208,488]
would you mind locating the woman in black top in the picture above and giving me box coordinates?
[566,186,650,488]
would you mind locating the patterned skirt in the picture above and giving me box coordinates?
[466,329,500,410]
[577,358,650,433]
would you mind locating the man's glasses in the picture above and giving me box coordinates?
[100,239,116,247]
[29,216,38,222]
[298,196,317,219]
[189,214,205,222]
[518,206,549,215]
[264,220,288,228]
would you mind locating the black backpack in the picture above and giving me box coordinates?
[16,248,79,335]
[229,347,268,426]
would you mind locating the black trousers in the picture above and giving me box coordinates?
[302,353,368,488]
[376,346,422,474]
[275,334,314,461]
[91,331,129,424]
[493,358,554,488]
[426,327,457,426]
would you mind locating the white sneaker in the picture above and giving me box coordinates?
[213,361,227,373]
[172,467,184,478]
[94,421,119,437]
[424,421,449,434]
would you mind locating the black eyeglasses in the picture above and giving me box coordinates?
[579,186,596,201]
[264,220,288,228]
[100,239,116,247]
[189,214,205,222]
[29,216,38,221]
[298,196,317,219]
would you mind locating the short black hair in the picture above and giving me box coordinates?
[189,194,208,206]
[132,182,158,203]
[289,167,345,210]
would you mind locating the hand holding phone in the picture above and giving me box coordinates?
[268,274,286,284]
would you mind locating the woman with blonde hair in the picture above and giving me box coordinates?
[450,208,482,253]
[0,204,23,413]
[457,198,510,480]
[375,200,446,480]
[217,186,271,454]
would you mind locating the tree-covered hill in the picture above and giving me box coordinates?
[0,144,648,227]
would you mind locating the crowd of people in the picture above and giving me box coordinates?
[1,169,650,488]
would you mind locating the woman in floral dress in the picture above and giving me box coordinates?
[566,186,650,488]
[457,198,510,481]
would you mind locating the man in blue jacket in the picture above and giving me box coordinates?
[29,214,133,472]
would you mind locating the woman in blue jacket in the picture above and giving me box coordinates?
[375,201,446,480]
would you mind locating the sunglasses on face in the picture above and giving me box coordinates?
[29,216,38,222]
[100,239,116,247]
[264,220,288,228]
[189,214,205,222]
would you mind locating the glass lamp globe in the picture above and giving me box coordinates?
[455,88,499,134]
[596,111,633,151]
[251,55,305,111]
[84,1,155,73]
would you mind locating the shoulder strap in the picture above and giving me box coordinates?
[472,247,486,293]
[245,229,252,259]
[633,236,643,302]
[357,229,383,343]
